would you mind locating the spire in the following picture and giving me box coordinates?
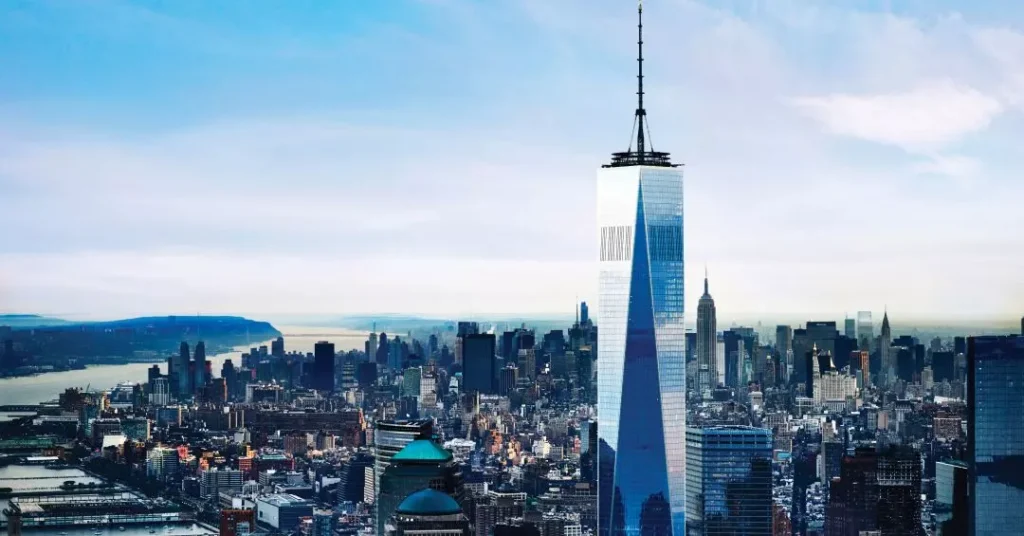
[604,0,675,168]
[635,0,647,160]
[704,265,709,296]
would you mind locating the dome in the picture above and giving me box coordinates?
[392,440,452,462]
[396,488,462,516]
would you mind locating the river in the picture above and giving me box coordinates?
[0,326,371,405]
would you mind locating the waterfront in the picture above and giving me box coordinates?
[0,326,369,405]
[0,465,216,535]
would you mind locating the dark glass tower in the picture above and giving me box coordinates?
[462,333,496,394]
[313,341,336,392]
[597,3,685,536]
[684,426,772,535]
[967,335,1024,536]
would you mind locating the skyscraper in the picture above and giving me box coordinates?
[843,317,856,340]
[193,340,207,394]
[176,341,190,396]
[775,325,792,382]
[696,273,717,397]
[685,426,772,535]
[313,341,336,392]
[967,335,1024,536]
[879,311,892,387]
[856,311,873,350]
[462,333,496,394]
[598,4,685,536]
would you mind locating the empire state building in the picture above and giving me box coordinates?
[596,3,686,536]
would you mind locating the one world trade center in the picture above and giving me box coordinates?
[597,3,685,536]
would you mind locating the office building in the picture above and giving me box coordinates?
[374,420,434,518]
[935,460,968,536]
[201,467,243,499]
[313,341,336,392]
[194,340,207,393]
[879,312,892,387]
[387,488,472,536]
[463,333,497,394]
[776,325,792,381]
[685,426,772,535]
[844,317,856,339]
[256,494,314,532]
[696,273,717,397]
[122,416,151,441]
[176,341,191,396]
[856,311,873,349]
[967,335,1024,536]
[150,377,170,406]
[597,5,685,535]
[825,445,921,536]
[377,440,464,536]
[146,445,181,482]
[271,336,285,358]
[338,452,374,505]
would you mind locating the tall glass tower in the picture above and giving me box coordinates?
[967,335,1024,536]
[597,4,685,536]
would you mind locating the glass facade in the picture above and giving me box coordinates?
[685,426,773,535]
[968,335,1024,536]
[598,166,685,536]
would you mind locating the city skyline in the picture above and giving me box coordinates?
[3,0,1024,319]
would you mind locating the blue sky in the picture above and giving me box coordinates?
[1,0,1023,323]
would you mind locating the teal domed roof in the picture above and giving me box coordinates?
[392,440,452,462]
[396,488,462,516]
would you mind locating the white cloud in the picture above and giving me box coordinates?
[791,80,1003,150]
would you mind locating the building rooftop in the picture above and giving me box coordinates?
[396,488,462,516]
[392,440,452,462]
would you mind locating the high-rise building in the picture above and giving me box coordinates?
[879,312,892,387]
[856,311,873,350]
[377,440,464,536]
[843,317,856,340]
[176,341,191,396]
[581,302,590,325]
[597,4,685,536]
[967,335,1024,536]
[271,337,285,358]
[825,445,921,536]
[935,460,968,536]
[463,333,496,394]
[685,426,772,535]
[792,322,837,386]
[775,325,792,382]
[338,452,374,505]
[150,377,170,406]
[201,467,243,499]
[374,420,434,520]
[313,341,336,392]
[146,446,181,482]
[696,274,717,397]
[194,340,207,394]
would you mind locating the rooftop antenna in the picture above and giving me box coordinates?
[635,0,647,161]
